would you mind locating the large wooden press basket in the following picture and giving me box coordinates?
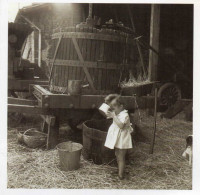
[48,27,138,94]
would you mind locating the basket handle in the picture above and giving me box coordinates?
[23,128,38,135]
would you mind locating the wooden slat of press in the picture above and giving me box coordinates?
[59,40,64,87]
[56,66,59,87]
[56,65,60,88]
[66,38,70,60]
[70,31,76,79]
[68,35,73,80]
[62,38,68,87]
[65,38,70,87]
[81,27,87,82]
[72,36,95,91]
[49,35,63,88]
[103,40,108,90]
[57,65,60,88]
[73,27,78,79]
[113,41,117,63]
[60,65,64,88]
[88,28,94,85]
[108,40,114,90]
[91,36,96,62]
[103,41,108,91]
[116,41,120,63]
[95,40,100,61]
[99,39,105,90]
[62,66,67,87]
[78,36,84,81]
[52,67,56,85]
[90,40,95,82]
[86,33,92,62]
[95,39,100,90]
[58,66,62,87]
[82,27,87,61]
[93,38,98,88]
[65,29,70,88]
[78,28,84,81]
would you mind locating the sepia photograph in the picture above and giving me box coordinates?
[5,1,194,190]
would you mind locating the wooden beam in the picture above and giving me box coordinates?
[41,115,56,126]
[8,79,48,91]
[148,4,160,81]
[8,104,48,115]
[8,97,37,106]
[47,117,59,149]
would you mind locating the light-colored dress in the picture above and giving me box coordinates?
[104,110,133,149]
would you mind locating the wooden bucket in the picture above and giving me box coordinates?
[48,26,138,94]
[82,119,115,165]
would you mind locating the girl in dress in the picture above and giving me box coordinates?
[104,96,133,179]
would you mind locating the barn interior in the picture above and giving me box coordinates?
[7,3,193,189]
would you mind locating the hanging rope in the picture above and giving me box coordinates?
[134,95,142,124]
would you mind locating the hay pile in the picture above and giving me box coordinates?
[7,112,192,189]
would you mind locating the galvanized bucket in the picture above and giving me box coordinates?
[56,141,83,171]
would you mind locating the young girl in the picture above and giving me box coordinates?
[104,96,133,180]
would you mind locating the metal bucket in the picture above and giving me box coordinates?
[56,141,83,171]
[67,80,82,95]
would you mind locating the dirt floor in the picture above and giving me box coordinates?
[7,111,192,189]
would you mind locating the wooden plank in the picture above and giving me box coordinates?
[48,94,80,108]
[148,4,160,81]
[33,85,52,95]
[8,79,48,92]
[8,97,37,106]
[72,37,95,91]
[8,104,48,114]
[78,38,84,81]
[47,116,59,149]
[49,59,121,69]
[41,115,55,126]
[52,32,136,45]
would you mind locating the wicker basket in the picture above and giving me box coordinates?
[23,128,47,148]
[17,130,24,144]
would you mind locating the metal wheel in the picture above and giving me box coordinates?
[158,83,181,107]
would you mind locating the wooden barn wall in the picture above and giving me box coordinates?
[159,4,193,98]
[21,4,86,76]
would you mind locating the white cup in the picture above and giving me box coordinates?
[99,103,110,115]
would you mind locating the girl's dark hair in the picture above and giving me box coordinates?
[105,94,119,104]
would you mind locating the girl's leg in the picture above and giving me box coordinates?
[115,148,127,179]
